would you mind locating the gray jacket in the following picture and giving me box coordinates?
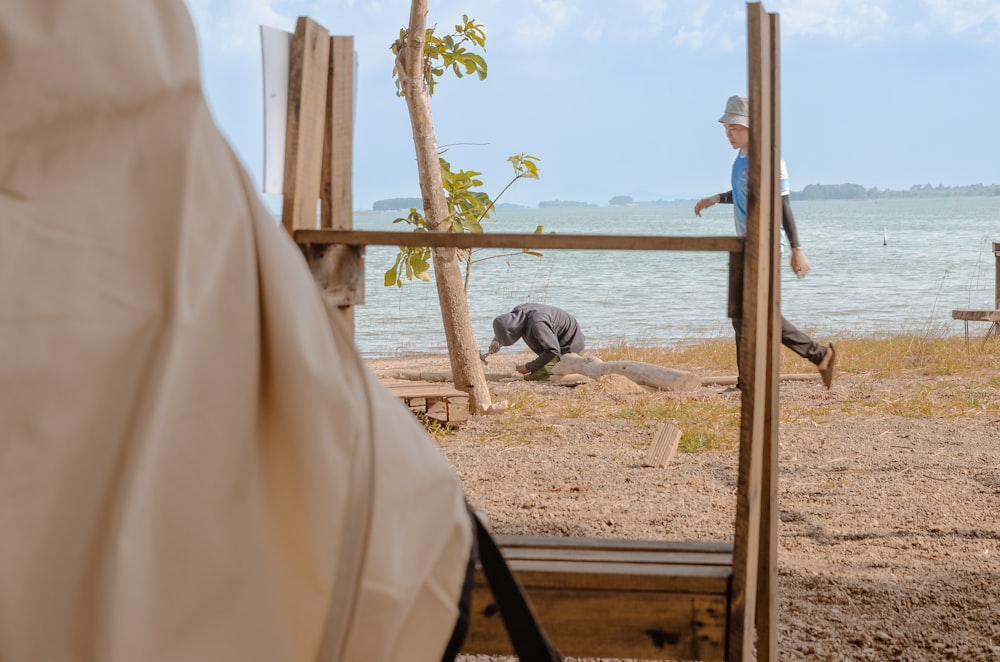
[491,303,585,373]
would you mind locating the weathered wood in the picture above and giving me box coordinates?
[552,354,702,392]
[729,4,780,660]
[464,536,732,661]
[952,309,1000,322]
[317,35,356,334]
[381,379,469,424]
[321,36,354,231]
[280,18,330,234]
[756,13,782,662]
[644,422,682,468]
[303,243,364,307]
[295,229,744,253]
[951,241,1000,343]
[374,369,511,382]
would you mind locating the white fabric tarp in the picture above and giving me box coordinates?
[0,2,472,660]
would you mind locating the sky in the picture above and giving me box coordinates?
[184,0,1000,211]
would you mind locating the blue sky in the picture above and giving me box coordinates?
[185,1,1000,211]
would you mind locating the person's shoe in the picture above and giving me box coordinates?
[818,343,836,389]
[718,385,741,394]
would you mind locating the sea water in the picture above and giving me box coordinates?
[345,197,999,358]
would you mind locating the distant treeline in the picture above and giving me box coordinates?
[374,183,1000,211]
[791,183,1000,200]
[372,197,422,211]
[538,200,597,208]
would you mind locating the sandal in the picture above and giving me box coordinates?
[818,343,836,389]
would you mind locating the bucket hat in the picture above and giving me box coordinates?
[718,95,749,127]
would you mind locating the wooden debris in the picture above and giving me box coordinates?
[643,422,682,468]
[553,354,702,392]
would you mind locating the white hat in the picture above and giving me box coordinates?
[718,95,749,127]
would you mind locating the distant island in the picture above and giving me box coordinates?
[372,197,422,211]
[790,182,1000,200]
[538,200,597,208]
[372,183,1000,212]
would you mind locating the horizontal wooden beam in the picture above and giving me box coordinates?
[952,309,1000,322]
[294,229,744,253]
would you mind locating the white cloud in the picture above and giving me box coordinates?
[767,0,1000,43]
[186,0,295,55]
[923,0,1000,40]
[775,0,892,42]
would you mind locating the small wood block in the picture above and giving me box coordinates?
[643,422,681,468]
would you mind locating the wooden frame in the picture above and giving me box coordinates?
[951,241,1000,344]
[278,4,781,659]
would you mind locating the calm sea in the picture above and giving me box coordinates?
[345,197,1000,358]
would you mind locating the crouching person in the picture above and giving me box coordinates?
[487,303,586,381]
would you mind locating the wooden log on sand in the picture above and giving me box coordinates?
[553,354,702,392]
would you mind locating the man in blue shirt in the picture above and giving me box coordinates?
[694,95,836,392]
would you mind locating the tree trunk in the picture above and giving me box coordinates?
[553,354,703,392]
[399,1,492,414]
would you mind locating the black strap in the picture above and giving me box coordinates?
[472,514,564,661]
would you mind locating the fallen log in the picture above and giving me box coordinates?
[552,354,702,392]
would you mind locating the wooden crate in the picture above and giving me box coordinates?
[464,535,733,661]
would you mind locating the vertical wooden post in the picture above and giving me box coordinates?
[993,241,1000,311]
[322,36,354,230]
[281,17,331,234]
[729,2,781,660]
[754,9,782,662]
[320,35,358,336]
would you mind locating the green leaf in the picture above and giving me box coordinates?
[384,268,398,287]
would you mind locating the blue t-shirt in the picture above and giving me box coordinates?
[731,151,790,237]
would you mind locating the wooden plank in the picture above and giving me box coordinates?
[321,36,354,231]
[318,35,357,336]
[382,382,466,398]
[295,229,744,253]
[496,534,733,555]
[644,422,682,467]
[995,241,1000,310]
[281,17,330,234]
[756,11,782,662]
[952,309,1000,322]
[501,547,731,567]
[466,582,728,660]
[729,4,775,660]
[505,559,732,593]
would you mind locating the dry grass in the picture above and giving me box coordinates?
[469,330,1000,451]
[597,326,1000,380]
[428,330,1000,449]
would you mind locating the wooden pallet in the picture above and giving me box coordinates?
[464,535,734,661]
[381,379,469,424]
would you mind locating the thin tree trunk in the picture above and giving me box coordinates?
[399,0,492,414]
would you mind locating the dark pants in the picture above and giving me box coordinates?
[728,252,827,387]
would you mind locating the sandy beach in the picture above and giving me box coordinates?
[367,349,1000,661]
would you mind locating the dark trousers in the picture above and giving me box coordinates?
[728,253,826,386]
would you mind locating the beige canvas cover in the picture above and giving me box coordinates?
[0,2,472,660]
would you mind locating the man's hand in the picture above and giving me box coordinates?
[790,246,811,279]
[694,194,719,217]
[515,364,529,375]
